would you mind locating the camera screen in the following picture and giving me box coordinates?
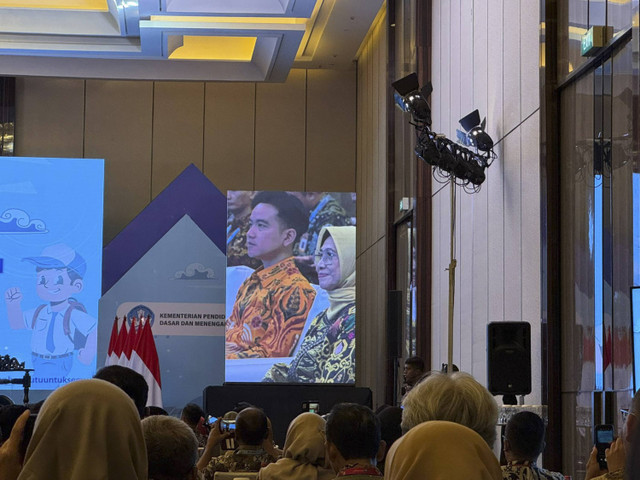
[597,428,614,444]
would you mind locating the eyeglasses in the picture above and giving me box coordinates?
[314,250,338,264]
[621,408,635,422]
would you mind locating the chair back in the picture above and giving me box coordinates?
[213,472,258,480]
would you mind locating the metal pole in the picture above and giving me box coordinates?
[447,179,457,372]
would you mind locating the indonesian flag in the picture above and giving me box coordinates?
[119,317,139,366]
[130,317,162,407]
[105,317,128,366]
[105,316,120,366]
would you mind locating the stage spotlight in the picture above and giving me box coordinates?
[458,109,494,152]
[392,73,432,125]
[415,134,441,168]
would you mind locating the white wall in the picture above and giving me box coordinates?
[430,0,541,404]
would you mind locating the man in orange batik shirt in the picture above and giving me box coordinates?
[226,191,316,359]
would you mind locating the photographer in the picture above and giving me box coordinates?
[198,407,278,480]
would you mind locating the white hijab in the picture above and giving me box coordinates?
[315,226,356,318]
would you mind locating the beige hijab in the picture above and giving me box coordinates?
[315,226,356,318]
[18,379,147,480]
[385,421,502,480]
[259,412,334,480]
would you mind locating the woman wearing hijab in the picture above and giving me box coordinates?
[16,379,147,480]
[264,225,356,383]
[258,412,333,480]
[385,421,502,480]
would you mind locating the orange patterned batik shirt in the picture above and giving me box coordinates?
[225,257,316,359]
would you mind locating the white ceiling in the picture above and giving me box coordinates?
[0,0,384,81]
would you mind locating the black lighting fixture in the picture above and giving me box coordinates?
[457,109,494,152]
[392,73,433,126]
[393,73,496,192]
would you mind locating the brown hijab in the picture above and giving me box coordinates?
[18,379,147,480]
[259,412,334,480]
[385,421,502,480]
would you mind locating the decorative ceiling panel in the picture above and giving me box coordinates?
[0,0,384,81]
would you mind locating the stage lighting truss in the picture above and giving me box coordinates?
[413,123,496,193]
[393,73,496,192]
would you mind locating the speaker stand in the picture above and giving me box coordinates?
[502,394,517,405]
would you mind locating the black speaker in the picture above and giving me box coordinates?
[487,322,531,396]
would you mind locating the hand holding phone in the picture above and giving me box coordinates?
[595,424,614,470]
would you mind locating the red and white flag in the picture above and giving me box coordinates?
[119,317,139,366]
[130,317,162,407]
[105,316,120,366]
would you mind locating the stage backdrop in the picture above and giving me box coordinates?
[98,165,227,411]
[225,191,356,383]
[0,157,104,392]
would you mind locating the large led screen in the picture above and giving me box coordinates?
[225,191,356,383]
[0,157,104,390]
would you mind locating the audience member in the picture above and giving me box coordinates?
[226,191,316,359]
[142,415,199,480]
[198,406,277,479]
[264,226,356,383]
[376,405,402,472]
[385,420,502,480]
[227,190,262,269]
[325,403,385,479]
[180,403,208,447]
[401,356,425,395]
[94,364,149,417]
[2,379,147,480]
[144,406,169,417]
[289,192,352,258]
[259,412,333,480]
[401,370,498,447]
[502,411,563,480]
[585,390,640,480]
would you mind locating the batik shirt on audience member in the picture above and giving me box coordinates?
[227,212,262,270]
[202,447,278,480]
[502,461,565,480]
[295,194,351,256]
[226,257,316,358]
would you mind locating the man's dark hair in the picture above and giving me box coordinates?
[94,365,148,418]
[505,411,546,460]
[405,356,425,371]
[181,403,204,426]
[326,403,381,461]
[251,191,308,240]
[377,406,402,451]
[235,407,268,446]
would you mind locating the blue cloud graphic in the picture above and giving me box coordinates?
[0,209,48,234]
[174,263,215,280]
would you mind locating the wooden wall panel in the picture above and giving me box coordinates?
[521,111,542,392]
[355,9,388,407]
[503,129,523,322]
[306,69,356,192]
[486,0,506,327]
[431,0,542,403]
[203,83,256,192]
[15,77,84,158]
[84,80,153,245]
[255,69,306,191]
[152,82,205,198]
[376,20,387,242]
[521,0,540,118]
[503,0,521,131]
